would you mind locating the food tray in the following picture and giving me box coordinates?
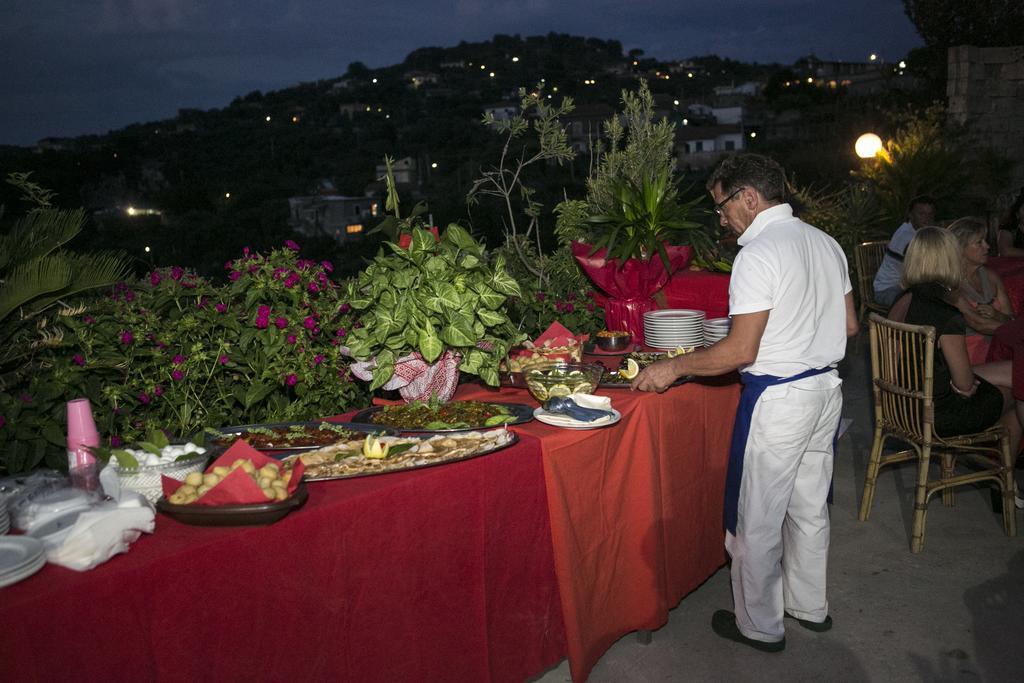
[208,421,397,452]
[348,403,534,433]
[599,374,695,389]
[283,431,519,482]
[156,482,308,526]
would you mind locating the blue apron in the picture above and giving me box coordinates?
[724,367,836,535]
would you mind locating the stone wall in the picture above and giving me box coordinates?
[947,45,1024,202]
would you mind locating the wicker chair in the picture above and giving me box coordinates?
[859,313,1017,552]
[854,241,889,322]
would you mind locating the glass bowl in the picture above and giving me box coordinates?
[111,450,212,503]
[522,362,605,403]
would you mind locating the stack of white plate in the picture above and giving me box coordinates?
[0,497,8,535]
[644,309,705,349]
[703,317,731,346]
[0,536,47,588]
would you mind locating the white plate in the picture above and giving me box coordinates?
[0,552,46,588]
[643,309,705,319]
[0,536,45,575]
[533,407,622,430]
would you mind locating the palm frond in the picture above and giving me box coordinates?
[0,255,74,321]
[0,207,86,271]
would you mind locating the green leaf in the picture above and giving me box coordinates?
[484,414,514,426]
[459,254,480,269]
[243,382,275,409]
[418,321,444,363]
[149,429,170,449]
[476,308,506,327]
[472,283,505,310]
[138,441,162,456]
[112,449,139,469]
[440,320,476,347]
[478,365,499,387]
[435,282,462,310]
[443,223,478,251]
[410,227,435,255]
[370,361,394,391]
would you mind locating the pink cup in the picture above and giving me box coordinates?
[66,398,100,468]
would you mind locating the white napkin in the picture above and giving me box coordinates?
[567,393,613,412]
[44,495,155,571]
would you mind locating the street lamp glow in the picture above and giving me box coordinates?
[265,115,271,122]
[144,246,151,253]
[869,53,877,62]
[489,72,495,78]
[431,162,438,169]
[898,60,907,69]
[673,99,680,105]
[749,132,757,139]
[225,192,231,198]
[512,56,519,62]
[372,78,378,83]
[855,133,884,159]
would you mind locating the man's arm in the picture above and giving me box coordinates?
[631,310,769,393]
[845,291,858,337]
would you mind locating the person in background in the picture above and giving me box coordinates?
[996,188,1024,257]
[633,153,858,652]
[873,195,937,308]
[887,227,1023,507]
[951,217,1015,361]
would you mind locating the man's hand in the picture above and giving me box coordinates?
[631,357,680,393]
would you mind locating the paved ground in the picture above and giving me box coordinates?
[534,335,1024,682]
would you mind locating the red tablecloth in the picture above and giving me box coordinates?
[659,270,731,319]
[1,380,740,682]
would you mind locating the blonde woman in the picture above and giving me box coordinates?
[888,227,1022,463]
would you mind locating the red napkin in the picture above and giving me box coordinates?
[161,441,304,505]
[509,322,588,367]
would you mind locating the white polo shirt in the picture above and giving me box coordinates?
[729,203,852,377]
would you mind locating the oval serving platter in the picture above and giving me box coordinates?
[348,402,534,434]
[207,421,397,452]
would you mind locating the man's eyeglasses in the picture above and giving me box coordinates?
[713,187,745,216]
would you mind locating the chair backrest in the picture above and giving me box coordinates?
[867,313,936,440]
[855,241,888,310]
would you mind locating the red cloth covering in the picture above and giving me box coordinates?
[573,242,692,346]
[1,428,564,683]
[2,383,741,682]
[660,269,731,319]
[457,377,740,681]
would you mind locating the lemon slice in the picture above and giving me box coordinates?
[619,357,640,380]
[572,382,594,394]
[547,383,572,398]
[527,381,549,401]
[567,370,585,378]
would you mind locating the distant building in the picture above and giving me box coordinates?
[676,124,745,169]
[483,101,519,121]
[405,71,440,88]
[374,156,419,186]
[288,194,380,243]
[338,102,371,118]
[713,82,763,97]
[561,103,616,154]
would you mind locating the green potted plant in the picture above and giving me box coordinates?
[344,224,525,401]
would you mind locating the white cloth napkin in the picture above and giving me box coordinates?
[43,493,155,571]
[568,393,613,412]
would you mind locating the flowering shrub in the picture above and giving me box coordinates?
[0,243,368,472]
[507,282,605,339]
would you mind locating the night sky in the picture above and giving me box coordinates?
[1,0,923,146]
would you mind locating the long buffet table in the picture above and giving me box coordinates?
[1,378,740,682]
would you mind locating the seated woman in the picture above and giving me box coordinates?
[996,189,1024,257]
[949,217,1015,361]
[888,228,1023,477]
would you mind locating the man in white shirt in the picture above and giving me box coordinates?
[872,196,937,307]
[633,153,858,652]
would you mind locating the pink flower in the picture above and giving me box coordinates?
[218,354,229,365]
[171,369,185,381]
[138,392,151,405]
[0,415,5,430]
[215,303,228,314]
[308,282,320,293]
[303,316,317,330]
[255,317,269,330]
[566,292,577,301]
[180,279,196,289]
[338,303,351,314]
[313,354,325,365]
[19,393,32,404]
[586,302,595,312]
[110,435,123,447]
[321,260,334,273]
[72,354,85,366]
[170,266,184,281]
[150,271,162,286]
[275,317,288,329]
[197,296,208,309]
[247,264,259,273]
[284,240,301,251]
[272,267,288,280]
[243,247,251,257]
[285,373,298,386]
[155,341,168,350]
[120,330,135,345]
[565,302,574,313]
[535,292,546,301]
[83,315,95,324]
[154,385,164,397]
[335,327,347,337]
[286,334,297,345]
[172,354,186,365]
[229,271,241,281]
[124,290,135,302]
[224,260,234,270]
[284,273,301,289]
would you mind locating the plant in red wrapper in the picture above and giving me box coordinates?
[572,241,692,345]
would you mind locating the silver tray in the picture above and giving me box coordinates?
[348,403,534,433]
[207,421,397,452]
[284,431,520,481]
[599,374,694,389]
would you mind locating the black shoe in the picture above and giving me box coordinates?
[711,610,785,652]
[784,611,833,632]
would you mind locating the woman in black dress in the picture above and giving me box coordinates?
[889,227,1022,454]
